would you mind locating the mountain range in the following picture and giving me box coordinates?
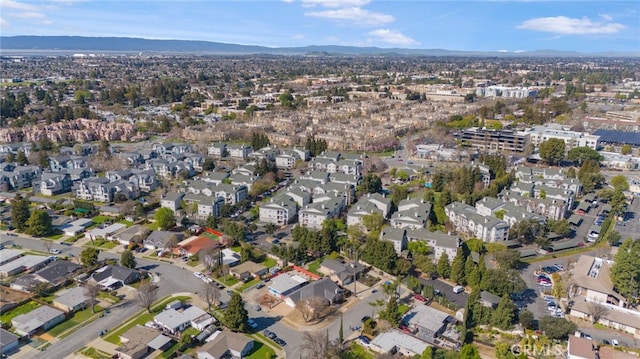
[1,36,638,57]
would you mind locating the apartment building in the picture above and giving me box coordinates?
[526,124,600,150]
[455,127,529,153]
[444,202,509,242]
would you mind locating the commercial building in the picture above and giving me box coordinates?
[454,127,529,153]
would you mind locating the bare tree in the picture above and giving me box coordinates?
[301,331,330,358]
[137,282,159,313]
[44,240,53,254]
[297,297,330,323]
[200,282,220,311]
[85,282,101,313]
[587,301,609,324]
[165,234,179,258]
[296,300,315,322]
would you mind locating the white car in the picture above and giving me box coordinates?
[611,339,619,346]
[194,272,204,279]
[49,248,61,254]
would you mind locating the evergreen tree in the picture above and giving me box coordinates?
[225,292,249,332]
[491,294,516,329]
[460,344,481,359]
[610,238,640,303]
[10,194,31,232]
[464,256,476,285]
[121,250,137,268]
[519,309,534,330]
[467,266,482,290]
[382,295,401,326]
[437,253,451,278]
[16,150,28,165]
[80,247,101,268]
[450,251,466,284]
[25,209,52,236]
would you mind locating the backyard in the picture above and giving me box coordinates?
[246,341,276,359]
[0,301,40,325]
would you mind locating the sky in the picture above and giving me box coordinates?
[1,0,639,53]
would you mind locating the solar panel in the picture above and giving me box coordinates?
[593,130,640,146]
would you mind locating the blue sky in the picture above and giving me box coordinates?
[1,0,639,53]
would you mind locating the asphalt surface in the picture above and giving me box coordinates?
[417,277,469,309]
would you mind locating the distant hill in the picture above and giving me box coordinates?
[1,36,638,57]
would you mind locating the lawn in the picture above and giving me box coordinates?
[258,257,277,268]
[91,215,112,224]
[307,258,323,276]
[217,274,239,286]
[46,232,65,240]
[97,292,121,304]
[145,221,161,231]
[398,304,409,315]
[80,347,112,359]
[104,296,191,345]
[0,301,40,325]
[246,341,276,359]
[345,343,375,359]
[238,278,260,292]
[49,305,103,337]
[85,238,118,249]
[117,220,134,227]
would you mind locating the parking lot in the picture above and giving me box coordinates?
[417,277,468,309]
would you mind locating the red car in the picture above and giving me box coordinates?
[413,294,427,302]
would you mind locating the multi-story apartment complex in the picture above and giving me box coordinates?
[455,127,529,153]
[525,124,600,150]
[444,202,509,242]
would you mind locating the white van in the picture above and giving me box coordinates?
[453,285,464,294]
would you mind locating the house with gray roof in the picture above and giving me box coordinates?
[0,328,20,354]
[284,277,344,308]
[154,306,214,335]
[53,286,90,313]
[406,229,461,262]
[197,329,254,359]
[479,291,502,308]
[369,329,429,357]
[300,170,330,185]
[90,265,140,290]
[183,193,225,219]
[143,231,184,251]
[319,259,364,286]
[268,272,308,299]
[116,325,173,359]
[11,305,65,335]
[402,304,458,344]
[34,260,83,287]
[160,192,185,212]
[0,255,52,277]
[380,227,407,255]
[39,172,72,196]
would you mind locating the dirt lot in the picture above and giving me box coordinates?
[0,287,31,312]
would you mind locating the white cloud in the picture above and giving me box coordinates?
[0,0,38,11]
[0,17,9,28]
[517,16,625,35]
[368,29,418,46]
[301,0,370,8]
[306,7,394,26]
[292,33,304,40]
[599,13,612,21]
[8,11,46,19]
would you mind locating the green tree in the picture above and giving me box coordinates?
[360,174,382,194]
[362,212,385,233]
[80,247,101,267]
[538,138,566,166]
[225,292,249,332]
[10,194,30,232]
[482,269,526,296]
[610,238,640,305]
[605,231,622,245]
[567,146,602,165]
[437,253,451,278]
[460,344,481,359]
[491,294,516,329]
[610,175,629,192]
[154,207,175,230]
[450,251,466,284]
[578,159,605,192]
[539,316,577,339]
[519,309,534,329]
[381,295,401,326]
[494,249,521,269]
[25,209,52,236]
[621,144,632,155]
[338,314,344,345]
[16,150,28,165]
[121,250,137,268]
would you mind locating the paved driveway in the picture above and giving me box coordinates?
[417,277,468,309]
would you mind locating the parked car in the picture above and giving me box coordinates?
[358,336,370,346]
[49,248,61,254]
[361,316,371,323]
[275,338,287,346]
[611,339,619,346]
[413,294,427,302]
[256,283,265,289]
[263,330,276,339]
[453,285,464,294]
[247,319,258,329]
